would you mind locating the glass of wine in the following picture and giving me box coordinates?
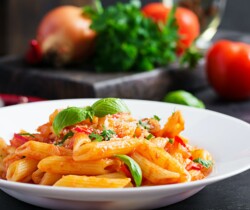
[163,0,227,50]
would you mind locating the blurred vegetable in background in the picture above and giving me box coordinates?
[206,40,250,100]
[29,6,96,66]
[142,2,200,54]
[26,0,202,71]
[164,90,205,108]
[85,0,179,72]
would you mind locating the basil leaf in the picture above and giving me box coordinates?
[92,98,130,117]
[193,158,213,168]
[115,154,142,187]
[53,106,94,135]
[164,90,205,109]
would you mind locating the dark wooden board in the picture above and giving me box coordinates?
[0,56,208,100]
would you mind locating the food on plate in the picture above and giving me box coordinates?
[0,98,213,188]
[164,90,205,108]
[142,2,200,53]
[206,40,250,100]
[34,5,96,66]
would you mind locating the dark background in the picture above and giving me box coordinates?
[0,0,250,56]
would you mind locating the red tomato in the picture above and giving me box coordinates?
[206,40,250,100]
[142,3,200,52]
[36,6,96,66]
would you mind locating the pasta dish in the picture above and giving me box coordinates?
[0,98,213,188]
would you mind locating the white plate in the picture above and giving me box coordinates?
[0,99,249,210]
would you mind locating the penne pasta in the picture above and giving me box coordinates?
[15,141,72,160]
[131,152,180,184]
[6,158,39,182]
[73,138,142,161]
[38,156,119,175]
[54,175,131,188]
[32,169,62,185]
[0,100,213,187]
[136,140,190,182]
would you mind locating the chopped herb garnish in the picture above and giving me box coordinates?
[153,115,161,121]
[55,131,74,146]
[89,133,103,142]
[169,138,174,144]
[89,128,116,142]
[193,158,213,168]
[19,133,35,138]
[146,133,154,140]
[101,128,116,141]
[138,120,150,130]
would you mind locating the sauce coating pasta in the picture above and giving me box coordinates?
[0,102,213,188]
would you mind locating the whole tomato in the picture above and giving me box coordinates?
[206,40,250,100]
[142,3,200,53]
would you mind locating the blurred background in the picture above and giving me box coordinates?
[1,0,250,57]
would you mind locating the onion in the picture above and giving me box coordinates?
[36,5,96,66]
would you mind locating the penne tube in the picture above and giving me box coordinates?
[72,133,91,153]
[73,138,142,161]
[40,172,62,185]
[54,175,131,188]
[32,169,62,185]
[15,141,72,160]
[136,140,190,182]
[6,158,39,182]
[150,137,168,148]
[32,169,45,184]
[38,156,119,175]
[131,152,180,184]
[160,111,185,138]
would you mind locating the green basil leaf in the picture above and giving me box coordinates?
[53,106,94,135]
[115,154,142,187]
[92,98,130,117]
[193,158,213,168]
[164,90,205,109]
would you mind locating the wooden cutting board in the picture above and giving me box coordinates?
[0,55,208,100]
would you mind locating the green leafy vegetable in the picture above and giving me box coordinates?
[84,0,178,72]
[53,98,129,135]
[169,138,174,144]
[115,154,142,187]
[92,98,130,117]
[18,133,35,138]
[53,106,94,135]
[55,131,74,146]
[193,158,213,168]
[146,133,154,140]
[138,120,150,130]
[89,133,103,142]
[180,45,203,69]
[89,128,116,142]
[164,90,205,108]
[153,115,161,121]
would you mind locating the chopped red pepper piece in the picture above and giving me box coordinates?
[186,161,202,171]
[119,164,132,178]
[25,39,43,65]
[10,134,29,147]
[174,135,187,148]
[74,127,93,134]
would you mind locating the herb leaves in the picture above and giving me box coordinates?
[85,0,178,72]
[53,98,130,135]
